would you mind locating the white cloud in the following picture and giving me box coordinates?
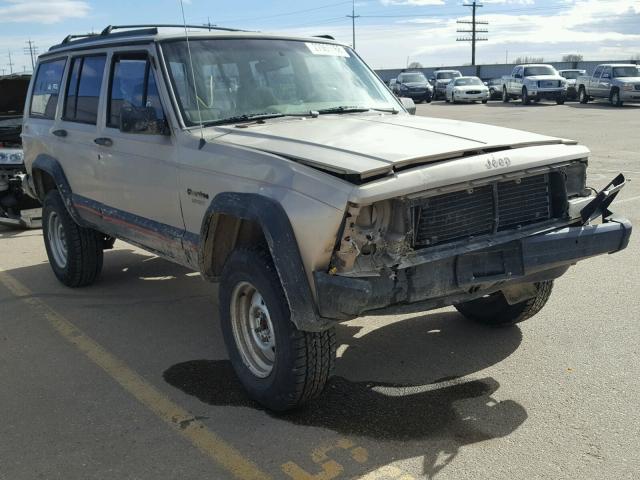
[274,0,640,68]
[380,0,444,6]
[0,0,90,24]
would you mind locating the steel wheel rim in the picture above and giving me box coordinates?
[47,211,68,269]
[230,281,276,378]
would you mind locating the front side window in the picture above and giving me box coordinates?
[161,39,400,126]
[64,55,106,124]
[612,67,639,78]
[30,59,66,119]
[593,66,603,78]
[108,55,165,128]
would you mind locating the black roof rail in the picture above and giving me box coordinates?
[313,35,335,40]
[100,24,245,35]
[62,33,100,44]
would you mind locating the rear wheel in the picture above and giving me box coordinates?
[42,190,103,287]
[219,248,336,411]
[455,281,554,327]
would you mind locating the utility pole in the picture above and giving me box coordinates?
[456,1,488,66]
[24,39,39,71]
[347,0,360,50]
[7,50,14,74]
[204,17,215,31]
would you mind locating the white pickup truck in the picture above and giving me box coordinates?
[502,64,567,105]
[576,64,640,106]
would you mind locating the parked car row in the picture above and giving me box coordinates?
[386,63,640,107]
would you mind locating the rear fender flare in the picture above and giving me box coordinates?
[31,154,84,225]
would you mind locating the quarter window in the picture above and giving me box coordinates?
[108,55,165,129]
[30,59,66,119]
[64,55,106,124]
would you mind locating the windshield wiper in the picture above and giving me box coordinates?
[316,106,399,115]
[205,112,285,126]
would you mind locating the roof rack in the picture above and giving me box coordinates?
[100,24,245,35]
[50,24,248,52]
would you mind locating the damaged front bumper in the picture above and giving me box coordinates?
[315,216,631,320]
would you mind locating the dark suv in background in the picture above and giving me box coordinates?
[391,71,433,103]
[0,74,41,228]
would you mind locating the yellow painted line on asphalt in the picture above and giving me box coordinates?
[0,269,272,480]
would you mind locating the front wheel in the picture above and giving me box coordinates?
[42,190,103,287]
[455,281,554,327]
[502,87,510,103]
[578,86,589,104]
[610,89,623,107]
[482,99,488,104]
[522,87,530,105]
[556,94,566,105]
[219,249,336,411]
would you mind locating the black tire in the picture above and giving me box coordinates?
[522,87,530,105]
[219,248,336,411]
[451,92,456,104]
[455,281,554,327]
[610,89,623,107]
[502,87,510,103]
[578,86,589,104]
[556,94,565,105]
[482,99,488,104]
[42,190,103,288]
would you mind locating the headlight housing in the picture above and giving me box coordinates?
[623,84,634,91]
[0,149,24,165]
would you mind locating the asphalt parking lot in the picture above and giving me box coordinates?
[1,100,639,480]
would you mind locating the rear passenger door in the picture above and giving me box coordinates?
[98,52,184,260]
[53,54,108,204]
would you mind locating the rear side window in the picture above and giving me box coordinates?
[64,55,106,124]
[30,59,66,119]
[108,55,165,128]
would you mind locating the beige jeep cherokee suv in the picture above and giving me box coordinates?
[22,25,631,411]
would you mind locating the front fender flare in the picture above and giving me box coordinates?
[199,192,330,332]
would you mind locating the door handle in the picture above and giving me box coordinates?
[52,129,67,138]
[94,137,113,147]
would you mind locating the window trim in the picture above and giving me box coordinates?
[62,53,107,126]
[106,51,168,132]
[29,57,67,120]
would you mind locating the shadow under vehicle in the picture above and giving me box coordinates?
[0,74,41,228]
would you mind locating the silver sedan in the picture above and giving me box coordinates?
[445,76,490,103]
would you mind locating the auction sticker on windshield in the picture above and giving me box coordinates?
[306,42,349,57]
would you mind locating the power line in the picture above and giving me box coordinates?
[456,1,488,66]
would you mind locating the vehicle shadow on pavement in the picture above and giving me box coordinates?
[165,316,526,478]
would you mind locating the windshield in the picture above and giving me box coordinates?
[612,67,639,78]
[523,66,557,76]
[560,71,581,80]
[454,77,483,86]
[161,39,400,126]
[436,72,461,80]
[399,73,426,83]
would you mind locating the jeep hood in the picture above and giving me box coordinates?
[214,114,570,179]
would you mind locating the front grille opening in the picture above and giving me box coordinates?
[412,173,564,249]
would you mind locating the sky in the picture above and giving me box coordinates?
[0,0,639,74]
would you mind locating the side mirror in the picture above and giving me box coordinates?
[399,97,416,115]
[120,106,169,135]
